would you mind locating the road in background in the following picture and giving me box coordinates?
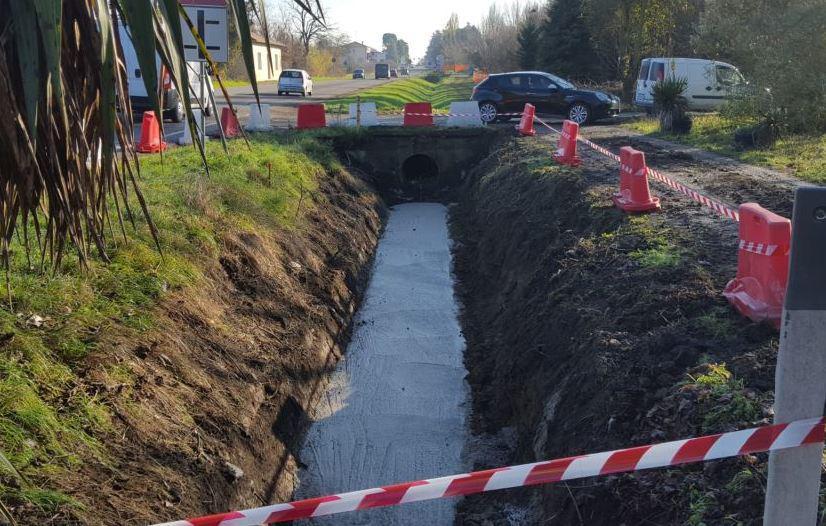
[136,76,397,143]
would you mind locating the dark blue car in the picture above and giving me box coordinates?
[471,71,621,125]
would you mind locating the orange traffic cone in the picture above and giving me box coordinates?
[221,107,241,138]
[612,147,660,213]
[136,111,167,153]
[553,120,582,166]
[516,104,536,136]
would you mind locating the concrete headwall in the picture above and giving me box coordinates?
[340,128,501,200]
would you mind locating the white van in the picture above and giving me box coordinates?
[119,25,214,122]
[635,58,746,112]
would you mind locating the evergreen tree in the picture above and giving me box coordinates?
[517,16,541,70]
[539,0,599,79]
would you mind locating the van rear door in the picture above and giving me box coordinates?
[634,59,653,108]
[119,26,148,99]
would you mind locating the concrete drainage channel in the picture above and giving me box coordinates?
[295,203,469,524]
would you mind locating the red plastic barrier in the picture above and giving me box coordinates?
[297,103,327,129]
[136,111,167,153]
[612,147,661,213]
[404,103,433,127]
[553,120,582,166]
[723,203,791,328]
[515,103,536,136]
[221,107,241,138]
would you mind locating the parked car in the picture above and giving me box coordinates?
[390,68,399,78]
[375,63,390,79]
[352,68,365,79]
[120,24,213,122]
[278,69,313,96]
[471,71,621,125]
[634,58,746,112]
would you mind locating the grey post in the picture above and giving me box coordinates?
[764,187,826,525]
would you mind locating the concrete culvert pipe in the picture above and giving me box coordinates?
[402,154,439,181]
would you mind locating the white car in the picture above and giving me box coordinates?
[635,58,746,112]
[278,69,313,97]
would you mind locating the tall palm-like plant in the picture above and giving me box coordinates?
[0,0,323,282]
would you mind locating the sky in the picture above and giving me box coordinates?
[316,0,497,60]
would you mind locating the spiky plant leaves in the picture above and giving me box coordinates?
[0,0,324,279]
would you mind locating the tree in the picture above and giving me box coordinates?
[540,0,600,80]
[517,8,542,69]
[396,39,411,64]
[0,0,323,276]
[288,1,329,59]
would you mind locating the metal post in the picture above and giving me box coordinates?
[764,187,826,525]
[356,96,362,128]
[199,61,206,144]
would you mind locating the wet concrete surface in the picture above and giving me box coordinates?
[296,203,469,525]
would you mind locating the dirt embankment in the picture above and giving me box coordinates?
[36,169,385,525]
[452,137,792,525]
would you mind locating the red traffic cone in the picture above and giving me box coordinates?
[553,120,582,166]
[136,111,167,153]
[516,103,536,136]
[723,203,791,328]
[221,107,241,138]
[612,147,660,213]
[297,103,327,129]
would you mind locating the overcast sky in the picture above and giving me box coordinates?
[305,0,502,60]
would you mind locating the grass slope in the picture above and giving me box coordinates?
[625,115,826,184]
[326,76,476,114]
[0,134,332,515]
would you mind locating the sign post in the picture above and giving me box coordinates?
[764,187,826,525]
[180,0,228,145]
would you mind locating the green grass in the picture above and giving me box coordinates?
[325,76,475,114]
[627,215,683,269]
[682,363,762,433]
[624,114,826,184]
[0,134,332,513]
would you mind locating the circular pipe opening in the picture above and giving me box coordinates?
[402,154,439,182]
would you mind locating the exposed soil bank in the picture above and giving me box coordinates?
[35,168,385,525]
[451,137,793,525]
[295,203,469,525]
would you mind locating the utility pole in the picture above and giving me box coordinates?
[764,187,826,525]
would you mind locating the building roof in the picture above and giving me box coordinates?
[250,33,286,49]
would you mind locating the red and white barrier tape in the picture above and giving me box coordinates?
[153,417,824,526]
[533,116,740,221]
[740,240,780,256]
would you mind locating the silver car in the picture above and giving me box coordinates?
[278,69,313,97]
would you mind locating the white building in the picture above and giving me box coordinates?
[251,34,283,81]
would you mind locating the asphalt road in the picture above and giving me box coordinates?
[136,76,396,143]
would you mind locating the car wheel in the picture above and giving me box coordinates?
[479,102,498,124]
[169,99,185,123]
[203,102,212,117]
[568,103,590,125]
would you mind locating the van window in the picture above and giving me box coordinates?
[716,65,743,87]
[649,62,665,82]
[638,60,651,81]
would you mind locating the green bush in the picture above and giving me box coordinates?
[653,77,692,134]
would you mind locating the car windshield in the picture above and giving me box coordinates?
[280,71,302,79]
[542,73,575,89]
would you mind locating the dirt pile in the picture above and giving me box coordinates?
[452,137,793,525]
[24,169,384,525]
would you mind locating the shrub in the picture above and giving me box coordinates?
[653,76,692,134]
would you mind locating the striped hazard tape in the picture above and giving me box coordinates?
[153,417,824,526]
[739,240,780,256]
[532,116,740,221]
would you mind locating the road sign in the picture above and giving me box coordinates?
[180,0,228,63]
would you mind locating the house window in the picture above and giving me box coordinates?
[257,52,262,70]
